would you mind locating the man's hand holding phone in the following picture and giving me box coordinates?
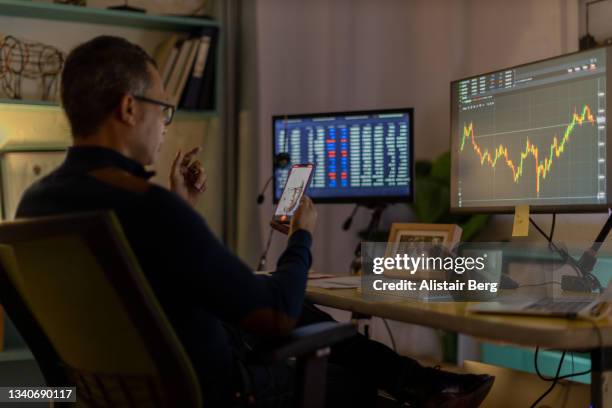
[290,196,317,236]
[270,163,314,234]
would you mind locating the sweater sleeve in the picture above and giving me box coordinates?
[121,187,311,336]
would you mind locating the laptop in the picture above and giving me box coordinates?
[469,296,612,319]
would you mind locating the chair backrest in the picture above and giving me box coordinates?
[0,211,202,407]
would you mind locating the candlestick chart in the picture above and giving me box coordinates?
[460,104,596,196]
[454,77,605,208]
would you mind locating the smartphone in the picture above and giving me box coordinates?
[270,163,315,234]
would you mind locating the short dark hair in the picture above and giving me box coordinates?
[61,36,157,138]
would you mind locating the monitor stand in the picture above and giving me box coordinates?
[349,203,387,275]
[546,211,611,293]
[108,1,146,13]
[569,211,612,292]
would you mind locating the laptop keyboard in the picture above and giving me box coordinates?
[525,298,592,314]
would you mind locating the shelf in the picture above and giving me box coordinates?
[0,98,217,118]
[0,0,219,32]
[0,348,34,362]
[175,109,218,119]
[0,145,68,153]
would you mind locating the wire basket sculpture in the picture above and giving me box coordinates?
[0,36,65,101]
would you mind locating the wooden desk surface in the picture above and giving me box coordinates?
[306,285,612,350]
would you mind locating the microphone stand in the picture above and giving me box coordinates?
[256,228,275,271]
[349,203,387,275]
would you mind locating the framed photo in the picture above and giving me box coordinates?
[0,150,67,220]
[384,223,462,279]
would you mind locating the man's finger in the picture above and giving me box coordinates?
[187,161,202,178]
[171,149,183,176]
[195,171,207,192]
[187,161,206,190]
[182,146,202,166]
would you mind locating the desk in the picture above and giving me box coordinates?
[306,286,612,407]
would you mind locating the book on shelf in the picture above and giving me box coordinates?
[154,27,218,111]
[161,46,179,87]
[180,30,213,110]
[153,33,178,74]
[167,38,198,106]
[197,26,218,110]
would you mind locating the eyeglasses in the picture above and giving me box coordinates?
[132,95,175,126]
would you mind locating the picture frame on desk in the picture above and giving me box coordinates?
[383,223,462,279]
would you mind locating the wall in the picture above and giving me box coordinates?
[252,0,582,360]
[254,0,467,278]
[579,0,612,43]
[0,15,224,236]
[254,0,582,280]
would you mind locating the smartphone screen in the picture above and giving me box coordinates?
[273,164,314,223]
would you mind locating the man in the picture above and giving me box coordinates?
[17,36,493,407]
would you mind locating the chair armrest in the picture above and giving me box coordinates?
[248,322,356,364]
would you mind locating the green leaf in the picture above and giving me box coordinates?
[431,151,451,184]
[415,160,432,177]
[414,179,449,223]
[459,214,489,241]
[408,151,490,241]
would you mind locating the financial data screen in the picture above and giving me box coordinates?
[273,110,413,203]
[451,47,611,211]
[275,165,313,217]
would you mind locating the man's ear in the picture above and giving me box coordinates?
[117,94,137,126]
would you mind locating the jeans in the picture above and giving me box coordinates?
[229,300,423,407]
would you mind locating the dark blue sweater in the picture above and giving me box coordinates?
[16,146,312,405]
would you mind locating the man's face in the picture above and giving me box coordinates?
[130,64,170,166]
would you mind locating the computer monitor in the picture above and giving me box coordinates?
[272,108,414,204]
[450,46,612,213]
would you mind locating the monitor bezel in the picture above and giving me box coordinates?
[272,108,415,204]
[449,45,612,214]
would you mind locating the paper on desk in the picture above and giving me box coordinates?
[308,273,335,279]
[254,269,328,278]
[308,276,361,289]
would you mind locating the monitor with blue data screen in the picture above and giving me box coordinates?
[272,108,414,203]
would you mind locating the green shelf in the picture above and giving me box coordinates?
[0,145,68,152]
[0,0,219,31]
[175,109,218,119]
[0,348,34,362]
[0,98,217,118]
[0,98,57,107]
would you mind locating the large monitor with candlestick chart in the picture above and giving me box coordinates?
[450,46,612,213]
[272,108,414,204]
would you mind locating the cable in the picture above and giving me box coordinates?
[258,116,292,205]
[530,349,566,408]
[527,213,556,242]
[549,213,556,243]
[531,216,604,292]
[256,175,273,204]
[531,316,602,385]
[518,281,561,288]
[256,228,275,271]
[534,346,560,381]
[529,216,552,242]
[342,204,360,231]
[529,287,605,407]
[382,318,397,352]
[534,347,591,381]
[529,216,583,278]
